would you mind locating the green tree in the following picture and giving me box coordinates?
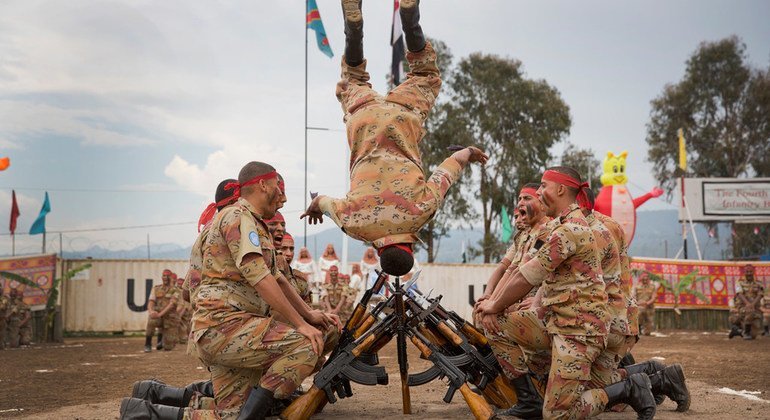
[645,36,770,258]
[560,143,602,192]
[445,53,572,262]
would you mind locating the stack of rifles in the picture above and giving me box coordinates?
[282,271,522,420]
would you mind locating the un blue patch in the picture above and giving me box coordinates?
[249,231,260,247]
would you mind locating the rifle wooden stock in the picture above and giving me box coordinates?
[418,324,448,347]
[280,385,326,420]
[487,375,517,408]
[408,335,495,420]
[281,323,388,420]
[352,313,376,339]
[459,384,497,420]
[346,305,366,331]
[460,322,490,347]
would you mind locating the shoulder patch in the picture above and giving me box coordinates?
[249,231,261,247]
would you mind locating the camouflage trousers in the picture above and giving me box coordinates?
[178,310,192,344]
[638,306,655,336]
[486,310,552,379]
[543,334,613,420]
[729,307,763,338]
[336,41,440,123]
[186,316,339,420]
[145,314,180,351]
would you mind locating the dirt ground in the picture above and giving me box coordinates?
[1,330,769,419]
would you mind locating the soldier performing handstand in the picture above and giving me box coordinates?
[302,0,488,276]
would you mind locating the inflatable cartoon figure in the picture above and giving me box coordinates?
[0,157,8,171]
[593,151,663,244]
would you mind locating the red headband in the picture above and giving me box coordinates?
[377,243,414,256]
[224,171,280,198]
[265,211,285,224]
[283,232,294,243]
[197,195,239,232]
[542,170,592,210]
[519,187,538,197]
[162,269,172,275]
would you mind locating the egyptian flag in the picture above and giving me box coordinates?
[9,190,19,234]
[307,0,333,58]
[391,0,406,86]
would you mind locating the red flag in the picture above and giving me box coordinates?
[9,190,19,234]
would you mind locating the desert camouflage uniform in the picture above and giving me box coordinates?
[517,203,612,419]
[178,298,193,345]
[732,276,764,338]
[187,198,337,420]
[485,219,552,378]
[7,295,32,348]
[0,294,9,349]
[634,281,657,336]
[600,212,640,339]
[277,253,311,305]
[762,292,770,332]
[183,222,211,356]
[587,212,636,384]
[146,282,181,351]
[323,282,351,323]
[318,42,463,249]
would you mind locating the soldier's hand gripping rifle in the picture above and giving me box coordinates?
[281,312,397,420]
[407,327,497,420]
[409,288,518,408]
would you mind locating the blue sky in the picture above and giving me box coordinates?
[0,0,768,256]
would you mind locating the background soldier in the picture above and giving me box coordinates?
[732,265,764,340]
[0,287,9,350]
[175,273,192,345]
[322,265,350,322]
[634,271,657,336]
[144,269,180,352]
[7,289,32,348]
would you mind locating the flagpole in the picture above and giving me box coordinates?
[42,231,46,254]
[11,233,15,256]
[303,0,309,248]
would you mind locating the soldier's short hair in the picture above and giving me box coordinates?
[238,162,276,196]
[380,247,414,277]
[215,178,237,210]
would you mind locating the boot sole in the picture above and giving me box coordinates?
[669,364,690,412]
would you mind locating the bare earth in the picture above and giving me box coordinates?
[1,330,769,419]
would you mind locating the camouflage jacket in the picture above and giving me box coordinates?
[192,197,278,339]
[519,203,609,336]
[317,101,463,249]
[149,283,180,317]
[587,212,629,336]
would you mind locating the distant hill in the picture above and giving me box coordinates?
[24,210,730,262]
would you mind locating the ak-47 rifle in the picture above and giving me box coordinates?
[407,328,496,420]
[281,312,396,420]
[409,288,518,408]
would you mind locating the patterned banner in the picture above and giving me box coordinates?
[630,258,770,309]
[0,253,57,308]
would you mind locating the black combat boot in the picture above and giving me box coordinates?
[604,373,656,420]
[648,363,690,412]
[742,324,754,340]
[399,0,426,52]
[728,325,742,339]
[763,325,769,336]
[341,0,363,66]
[131,379,201,407]
[623,360,667,405]
[156,333,164,350]
[144,336,152,353]
[120,397,183,420]
[236,386,275,420]
[495,374,543,419]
